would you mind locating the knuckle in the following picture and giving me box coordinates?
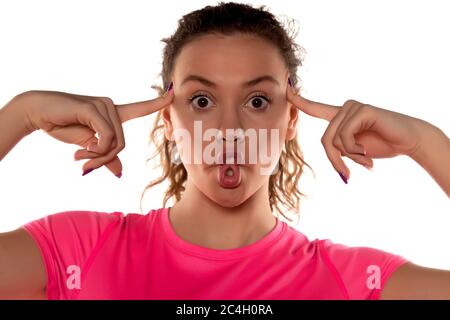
[88,99,102,107]
[117,141,125,151]
[338,131,348,141]
[93,99,107,110]
[344,99,358,106]
[340,141,351,153]
[98,134,114,146]
[99,96,114,105]
[112,142,123,153]
[332,137,341,148]
[361,103,374,114]
[81,101,96,111]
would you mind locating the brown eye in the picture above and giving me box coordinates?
[189,95,214,110]
[246,95,270,111]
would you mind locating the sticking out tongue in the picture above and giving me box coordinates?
[218,164,241,189]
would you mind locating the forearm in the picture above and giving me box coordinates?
[0,92,36,161]
[409,121,450,197]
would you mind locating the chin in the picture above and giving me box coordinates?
[201,182,248,208]
[210,196,248,209]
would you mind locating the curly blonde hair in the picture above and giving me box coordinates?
[139,2,314,223]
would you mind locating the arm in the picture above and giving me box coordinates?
[0,94,46,298]
[0,92,36,161]
[381,122,450,299]
[0,229,47,299]
[409,120,450,197]
[381,263,450,299]
[286,86,450,298]
[0,89,174,299]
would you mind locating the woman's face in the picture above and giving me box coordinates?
[162,33,298,207]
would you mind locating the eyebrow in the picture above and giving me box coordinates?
[180,74,280,88]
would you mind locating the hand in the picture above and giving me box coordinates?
[20,89,174,177]
[286,84,428,182]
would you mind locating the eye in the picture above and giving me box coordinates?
[188,94,215,110]
[245,94,271,111]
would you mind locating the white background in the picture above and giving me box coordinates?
[0,0,449,269]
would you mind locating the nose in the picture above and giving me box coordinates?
[216,103,245,143]
[216,128,245,143]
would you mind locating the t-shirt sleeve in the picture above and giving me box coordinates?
[319,239,409,300]
[21,210,121,299]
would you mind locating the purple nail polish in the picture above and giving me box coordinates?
[338,171,348,184]
[82,168,94,176]
[166,81,173,92]
[116,172,122,179]
[288,77,292,87]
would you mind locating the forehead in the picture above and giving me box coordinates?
[173,33,287,84]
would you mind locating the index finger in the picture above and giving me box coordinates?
[116,89,174,123]
[286,84,340,121]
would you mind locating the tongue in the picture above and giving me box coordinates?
[218,164,241,188]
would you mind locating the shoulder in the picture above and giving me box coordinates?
[19,208,165,299]
[318,238,408,299]
[282,225,408,299]
[22,207,164,235]
[22,210,124,240]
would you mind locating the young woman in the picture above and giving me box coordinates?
[0,2,449,300]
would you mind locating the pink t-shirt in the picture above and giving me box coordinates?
[22,207,408,300]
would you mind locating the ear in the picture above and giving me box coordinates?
[161,107,174,141]
[286,103,299,141]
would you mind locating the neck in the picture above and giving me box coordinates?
[168,178,276,250]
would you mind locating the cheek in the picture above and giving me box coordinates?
[243,94,290,129]
[243,106,290,145]
[267,101,292,139]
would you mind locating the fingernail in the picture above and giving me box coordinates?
[338,171,348,184]
[115,172,122,179]
[356,149,367,156]
[288,77,292,87]
[166,81,173,92]
[82,168,94,176]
